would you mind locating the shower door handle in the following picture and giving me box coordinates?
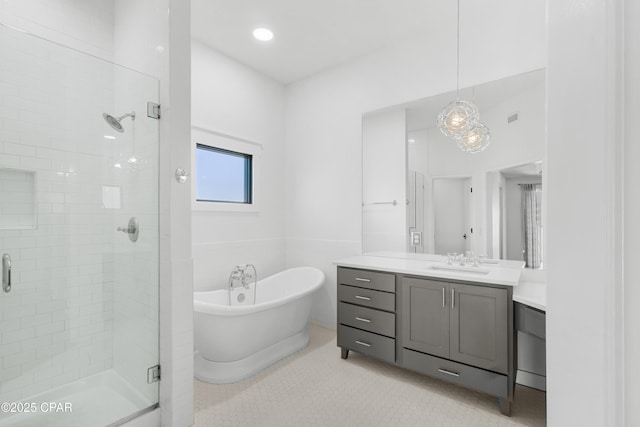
[2,253,11,293]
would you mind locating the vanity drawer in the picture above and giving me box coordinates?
[338,284,395,312]
[338,325,395,363]
[338,302,395,337]
[338,267,395,293]
[402,348,508,398]
[515,302,545,339]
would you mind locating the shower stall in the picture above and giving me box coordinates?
[0,23,159,427]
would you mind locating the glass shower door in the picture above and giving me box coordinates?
[0,23,159,427]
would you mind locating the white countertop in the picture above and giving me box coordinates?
[334,254,524,287]
[513,281,547,311]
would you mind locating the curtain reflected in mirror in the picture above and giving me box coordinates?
[487,161,543,269]
[521,183,543,268]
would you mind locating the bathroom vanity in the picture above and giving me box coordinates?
[335,255,523,416]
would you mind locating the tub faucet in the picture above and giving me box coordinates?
[228,264,257,305]
[228,264,256,290]
[228,269,245,290]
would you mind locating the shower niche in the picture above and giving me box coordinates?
[0,168,36,229]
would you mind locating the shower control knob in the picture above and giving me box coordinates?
[117,217,139,242]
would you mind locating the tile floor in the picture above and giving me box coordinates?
[194,324,546,426]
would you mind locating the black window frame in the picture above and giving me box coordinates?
[195,143,253,204]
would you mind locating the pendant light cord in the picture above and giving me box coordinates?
[456,0,460,98]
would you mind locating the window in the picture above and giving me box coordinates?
[192,128,261,212]
[195,144,252,204]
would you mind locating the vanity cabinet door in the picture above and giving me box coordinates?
[401,277,450,359]
[449,283,508,374]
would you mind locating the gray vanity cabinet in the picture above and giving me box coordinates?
[337,267,396,363]
[337,266,515,416]
[450,283,508,374]
[402,277,508,374]
[402,278,450,359]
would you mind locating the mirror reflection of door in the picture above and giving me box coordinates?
[433,177,471,254]
[462,178,472,253]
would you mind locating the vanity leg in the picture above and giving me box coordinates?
[498,398,512,416]
[341,348,349,359]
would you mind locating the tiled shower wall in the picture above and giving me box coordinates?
[0,0,114,61]
[0,25,122,402]
[0,169,35,229]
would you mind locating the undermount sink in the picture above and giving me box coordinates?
[428,264,491,275]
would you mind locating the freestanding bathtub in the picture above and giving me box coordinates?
[193,266,325,383]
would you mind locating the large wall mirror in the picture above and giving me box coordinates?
[362,69,545,269]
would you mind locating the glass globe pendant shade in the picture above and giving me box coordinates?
[457,122,491,153]
[437,99,480,139]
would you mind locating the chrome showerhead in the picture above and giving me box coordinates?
[103,111,135,133]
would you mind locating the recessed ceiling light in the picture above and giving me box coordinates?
[253,28,274,42]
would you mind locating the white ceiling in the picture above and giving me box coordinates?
[191,0,452,84]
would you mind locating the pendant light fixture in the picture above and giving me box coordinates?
[437,0,490,153]
[457,122,490,153]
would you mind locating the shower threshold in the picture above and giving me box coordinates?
[0,370,156,427]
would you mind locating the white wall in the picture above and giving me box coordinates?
[546,0,623,425]
[626,1,640,425]
[191,41,286,292]
[362,109,407,253]
[0,0,114,61]
[284,1,546,328]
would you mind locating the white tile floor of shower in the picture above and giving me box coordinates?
[195,324,545,427]
[0,370,155,427]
